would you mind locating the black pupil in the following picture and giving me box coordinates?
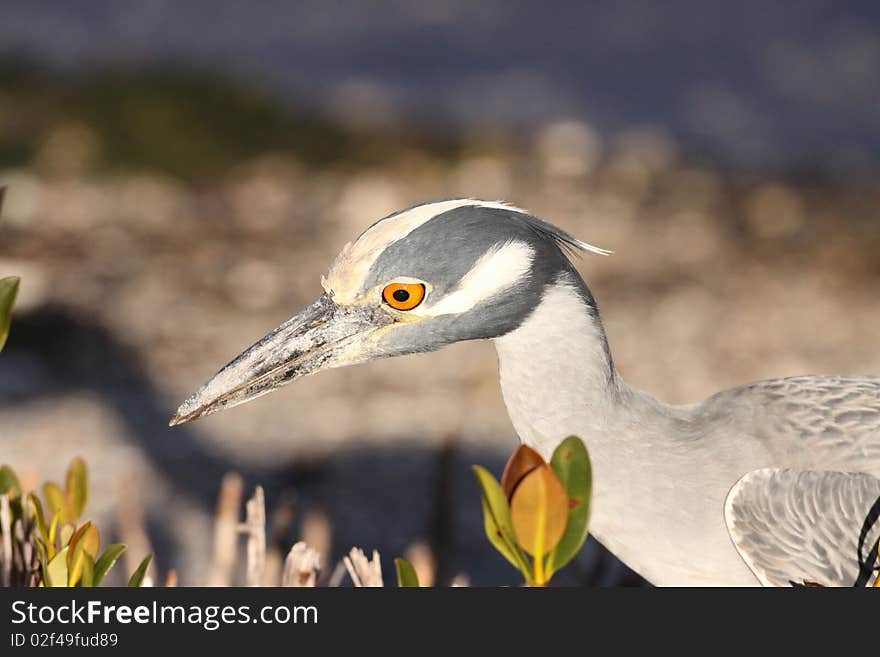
[392,289,410,303]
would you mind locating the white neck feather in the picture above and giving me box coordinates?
[492,279,620,459]
[492,280,759,585]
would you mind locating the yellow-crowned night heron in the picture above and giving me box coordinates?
[171,199,880,586]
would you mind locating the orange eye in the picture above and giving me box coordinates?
[382,282,426,311]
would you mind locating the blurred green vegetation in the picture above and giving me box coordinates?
[0,56,461,181]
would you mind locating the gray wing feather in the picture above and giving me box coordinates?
[706,376,880,475]
[725,468,880,587]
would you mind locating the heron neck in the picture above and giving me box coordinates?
[492,277,634,458]
[492,276,756,585]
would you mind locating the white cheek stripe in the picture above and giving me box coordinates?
[419,240,534,317]
[322,198,525,302]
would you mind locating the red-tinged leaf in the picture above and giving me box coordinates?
[500,444,545,500]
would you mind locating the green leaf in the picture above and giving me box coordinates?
[0,276,19,353]
[394,558,420,587]
[28,493,49,543]
[34,537,49,566]
[80,554,95,588]
[65,458,88,522]
[0,465,21,498]
[35,538,50,584]
[43,482,66,522]
[46,514,60,559]
[545,436,593,578]
[128,554,153,587]
[93,544,126,586]
[472,465,533,584]
[45,547,69,587]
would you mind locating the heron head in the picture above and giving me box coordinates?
[170,199,609,425]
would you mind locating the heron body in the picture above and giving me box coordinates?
[173,199,880,586]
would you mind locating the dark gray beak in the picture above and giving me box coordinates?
[170,294,392,426]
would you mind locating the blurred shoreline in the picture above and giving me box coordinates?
[3,1,880,171]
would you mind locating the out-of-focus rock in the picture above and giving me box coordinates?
[745,183,806,240]
[33,123,101,179]
[534,120,602,179]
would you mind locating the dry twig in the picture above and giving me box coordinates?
[0,495,12,588]
[117,477,154,586]
[242,486,266,587]
[209,473,244,586]
[282,542,321,587]
[300,508,332,575]
[343,548,383,587]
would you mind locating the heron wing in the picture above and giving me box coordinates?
[724,468,880,587]
[705,375,880,475]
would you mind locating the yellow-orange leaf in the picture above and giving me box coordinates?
[81,524,100,559]
[510,463,568,558]
[501,444,545,500]
[67,522,92,566]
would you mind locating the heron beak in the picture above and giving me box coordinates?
[169,294,392,426]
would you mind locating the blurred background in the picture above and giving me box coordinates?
[1,0,879,586]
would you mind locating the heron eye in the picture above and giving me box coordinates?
[382,282,425,311]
